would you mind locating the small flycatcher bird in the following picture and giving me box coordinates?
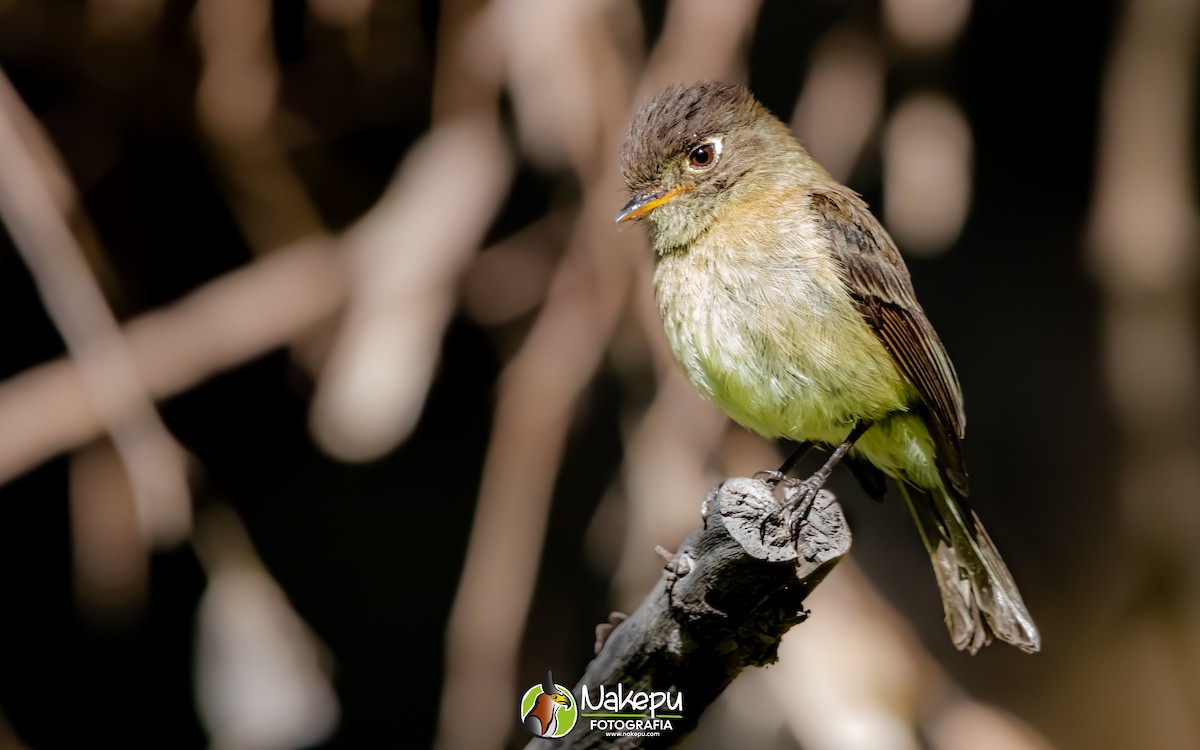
[616,81,1039,654]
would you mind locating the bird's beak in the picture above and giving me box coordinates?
[614,185,690,223]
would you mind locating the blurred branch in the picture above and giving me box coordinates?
[308,116,512,460]
[1087,0,1200,742]
[0,238,344,486]
[192,505,339,749]
[70,439,148,623]
[525,478,850,749]
[0,68,190,546]
[194,0,326,251]
[609,371,728,606]
[741,557,1054,750]
[307,0,512,462]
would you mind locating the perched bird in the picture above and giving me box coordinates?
[616,81,1040,654]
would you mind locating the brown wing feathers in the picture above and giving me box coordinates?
[809,189,970,497]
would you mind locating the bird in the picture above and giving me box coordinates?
[522,670,572,737]
[616,81,1040,654]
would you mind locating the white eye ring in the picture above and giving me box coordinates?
[687,137,723,170]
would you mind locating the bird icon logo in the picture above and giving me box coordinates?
[519,670,576,738]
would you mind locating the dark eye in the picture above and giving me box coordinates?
[688,143,716,169]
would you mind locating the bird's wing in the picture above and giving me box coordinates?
[809,188,969,496]
[524,714,545,735]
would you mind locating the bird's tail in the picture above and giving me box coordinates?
[898,481,1041,653]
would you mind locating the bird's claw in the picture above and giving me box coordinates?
[754,469,800,488]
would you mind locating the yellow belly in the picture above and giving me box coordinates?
[654,244,942,490]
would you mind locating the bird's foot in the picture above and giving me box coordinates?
[752,470,829,543]
[751,471,801,543]
[783,475,828,536]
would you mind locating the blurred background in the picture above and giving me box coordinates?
[0,0,1197,748]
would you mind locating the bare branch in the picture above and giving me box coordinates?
[525,478,850,749]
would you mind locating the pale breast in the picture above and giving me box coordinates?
[653,218,914,444]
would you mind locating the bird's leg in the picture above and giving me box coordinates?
[787,421,872,531]
[753,441,814,486]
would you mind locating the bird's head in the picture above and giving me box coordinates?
[616,81,815,251]
[540,670,572,709]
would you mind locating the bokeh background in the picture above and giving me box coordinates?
[0,0,1197,748]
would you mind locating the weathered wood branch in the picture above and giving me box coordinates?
[525,477,851,750]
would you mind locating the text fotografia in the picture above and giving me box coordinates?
[580,684,683,736]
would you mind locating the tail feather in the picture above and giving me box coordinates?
[899,482,1041,654]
